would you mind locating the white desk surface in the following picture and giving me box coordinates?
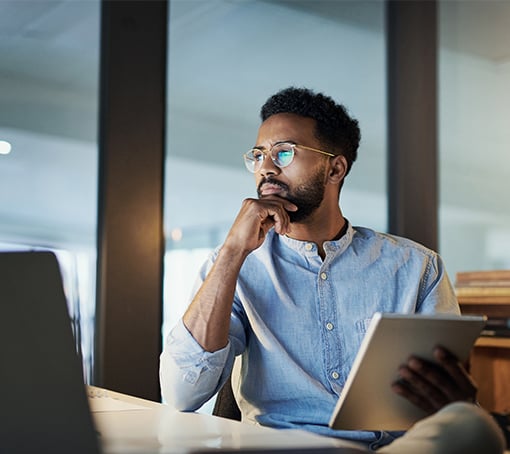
[87,386,366,453]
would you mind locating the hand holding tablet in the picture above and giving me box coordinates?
[329,313,486,431]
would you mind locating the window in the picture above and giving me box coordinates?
[439,1,510,278]
[0,0,100,381]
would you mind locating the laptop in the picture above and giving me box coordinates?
[0,251,101,454]
[329,312,486,431]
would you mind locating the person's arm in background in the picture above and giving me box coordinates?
[379,401,506,454]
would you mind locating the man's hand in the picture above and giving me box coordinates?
[391,346,479,414]
[223,197,298,255]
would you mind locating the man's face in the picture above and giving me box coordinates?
[254,113,330,223]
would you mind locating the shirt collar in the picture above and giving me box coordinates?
[279,219,355,256]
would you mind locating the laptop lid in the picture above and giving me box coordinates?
[0,251,101,454]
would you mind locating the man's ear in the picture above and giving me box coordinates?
[328,155,348,184]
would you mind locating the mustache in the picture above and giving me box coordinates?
[257,177,289,197]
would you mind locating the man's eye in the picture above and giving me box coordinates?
[252,151,264,161]
[276,150,293,165]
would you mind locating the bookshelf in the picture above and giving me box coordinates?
[456,270,510,413]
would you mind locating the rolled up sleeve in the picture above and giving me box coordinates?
[159,319,234,411]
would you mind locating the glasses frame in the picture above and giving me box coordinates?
[243,142,335,173]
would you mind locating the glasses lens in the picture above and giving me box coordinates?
[244,149,264,172]
[272,143,294,168]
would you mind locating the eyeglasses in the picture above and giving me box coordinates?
[243,142,335,173]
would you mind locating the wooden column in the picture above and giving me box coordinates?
[387,0,438,250]
[95,0,167,401]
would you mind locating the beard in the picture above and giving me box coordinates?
[257,167,327,223]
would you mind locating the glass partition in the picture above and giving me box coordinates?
[439,1,510,278]
[0,0,100,381]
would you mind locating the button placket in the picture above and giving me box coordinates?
[318,263,341,388]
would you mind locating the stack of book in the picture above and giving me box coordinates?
[455,270,510,337]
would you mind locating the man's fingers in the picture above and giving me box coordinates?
[391,379,437,414]
[397,363,451,411]
[433,347,478,402]
[392,347,480,416]
[258,198,297,235]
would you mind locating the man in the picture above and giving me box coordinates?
[160,87,502,451]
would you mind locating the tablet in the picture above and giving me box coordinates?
[328,312,486,431]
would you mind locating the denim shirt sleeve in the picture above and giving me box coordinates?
[417,252,459,314]
[159,319,235,411]
[159,248,247,411]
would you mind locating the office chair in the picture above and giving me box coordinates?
[212,374,241,421]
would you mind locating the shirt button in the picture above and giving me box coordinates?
[326,322,334,331]
[320,272,328,280]
[184,370,198,384]
[331,371,339,380]
[305,243,313,251]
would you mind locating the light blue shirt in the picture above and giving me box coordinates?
[160,222,459,449]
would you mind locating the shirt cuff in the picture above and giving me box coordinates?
[167,319,231,385]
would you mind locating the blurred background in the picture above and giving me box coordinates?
[0,0,509,387]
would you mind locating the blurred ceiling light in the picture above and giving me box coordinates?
[0,140,12,155]
[171,228,183,242]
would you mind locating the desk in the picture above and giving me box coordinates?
[87,387,367,453]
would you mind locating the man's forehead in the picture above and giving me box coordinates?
[256,113,316,143]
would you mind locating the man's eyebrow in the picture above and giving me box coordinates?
[274,140,296,145]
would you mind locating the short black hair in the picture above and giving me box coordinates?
[260,87,360,175]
